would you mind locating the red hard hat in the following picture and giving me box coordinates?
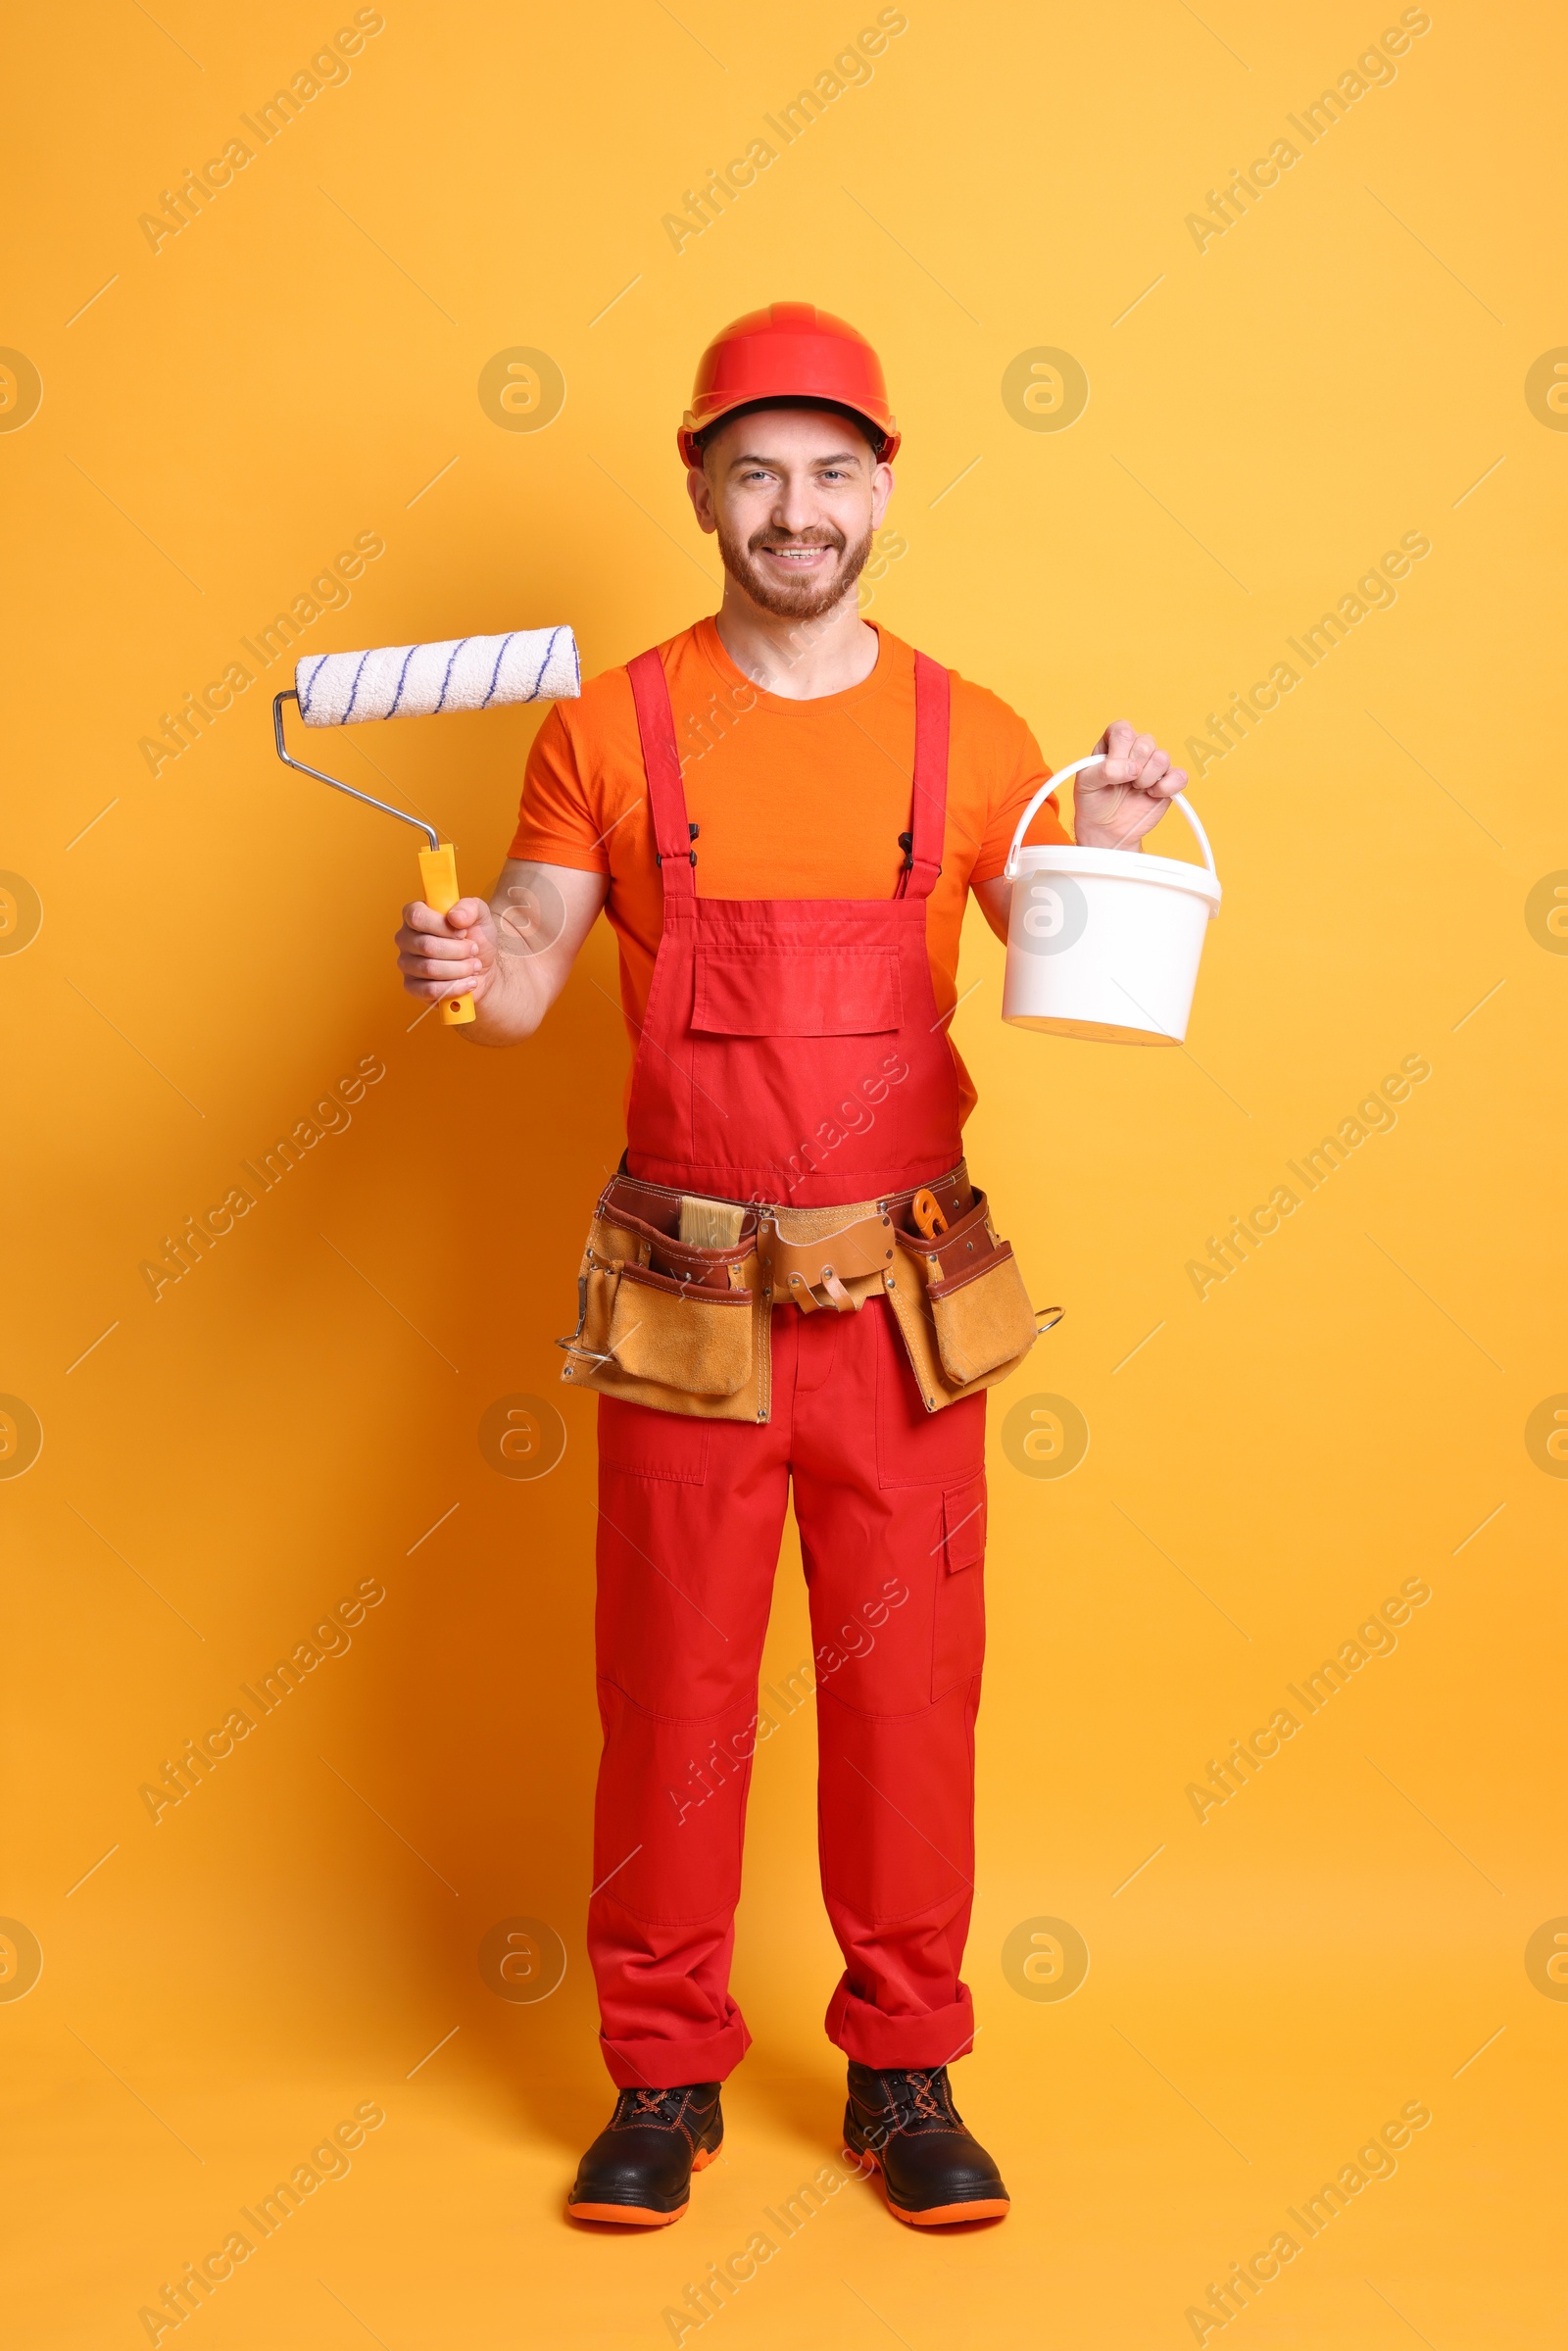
[678,302,901,467]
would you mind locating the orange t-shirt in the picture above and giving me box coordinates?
[510,616,1068,1124]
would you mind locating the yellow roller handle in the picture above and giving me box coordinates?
[416,843,476,1027]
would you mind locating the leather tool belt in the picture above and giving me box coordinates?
[558,1161,1058,1424]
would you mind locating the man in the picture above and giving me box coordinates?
[396,303,1185,2229]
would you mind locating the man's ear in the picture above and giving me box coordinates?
[686,464,717,534]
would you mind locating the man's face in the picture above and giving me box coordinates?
[686,407,894,621]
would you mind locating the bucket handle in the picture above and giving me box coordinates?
[1003,755,1218,882]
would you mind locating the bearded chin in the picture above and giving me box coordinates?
[715,521,876,620]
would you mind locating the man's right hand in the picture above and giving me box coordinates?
[396,895,500,1007]
[393,858,608,1045]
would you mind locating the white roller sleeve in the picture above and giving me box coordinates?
[295,624,579,725]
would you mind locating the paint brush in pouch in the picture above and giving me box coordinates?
[679,1197,747,1249]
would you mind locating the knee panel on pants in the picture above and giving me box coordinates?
[594,1678,759,1923]
[816,1679,978,1921]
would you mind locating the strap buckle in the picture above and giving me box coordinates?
[656,821,700,870]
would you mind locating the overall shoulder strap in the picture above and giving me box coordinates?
[626,648,696,900]
[901,651,950,901]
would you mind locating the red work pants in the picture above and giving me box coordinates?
[588,1295,989,2087]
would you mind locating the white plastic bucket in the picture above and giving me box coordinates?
[1001,755,1221,1045]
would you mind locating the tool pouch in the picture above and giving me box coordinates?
[559,1182,770,1421]
[884,1190,1043,1408]
[559,1168,1054,1424]
[604,1262,752,1396]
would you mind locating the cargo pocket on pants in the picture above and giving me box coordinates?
[931,1476,987,1701]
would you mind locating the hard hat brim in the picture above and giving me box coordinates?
[677,399,901,468]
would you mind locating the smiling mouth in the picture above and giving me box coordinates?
[757,543,836,564]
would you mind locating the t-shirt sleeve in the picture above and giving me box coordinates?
[508,706,610,871]
[969,709,1070,885]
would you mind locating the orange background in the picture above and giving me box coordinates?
[3,2,1564,2344]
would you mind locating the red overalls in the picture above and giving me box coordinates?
[588,643,989,2087]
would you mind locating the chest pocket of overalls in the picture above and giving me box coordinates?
[693,947,903,1036]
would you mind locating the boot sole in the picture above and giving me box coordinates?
[846,2142,1009,2228]
[566,2139,721,2227]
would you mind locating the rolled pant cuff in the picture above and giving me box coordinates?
[599,2017,752,2089]
[824,1980,975,2071]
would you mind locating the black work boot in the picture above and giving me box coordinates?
[566,2082,723,2226]
[843,2062,1009,2226]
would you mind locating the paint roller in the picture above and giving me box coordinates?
[271,624,580,1026]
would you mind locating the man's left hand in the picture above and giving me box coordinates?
[1073,720,1187,851]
